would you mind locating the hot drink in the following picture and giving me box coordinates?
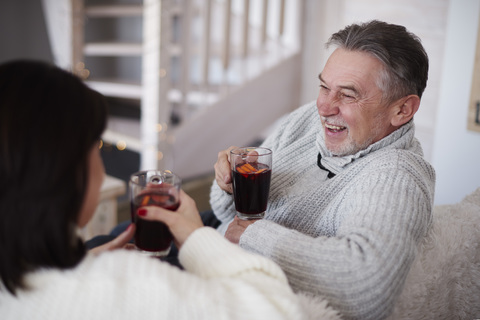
[131,191,179,253]
[230,147,272,220]
[129,170,181,256]
[232,162,271,216]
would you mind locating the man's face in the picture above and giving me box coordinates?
[316,48,398,156]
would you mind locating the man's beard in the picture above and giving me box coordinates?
[323,116,384,157]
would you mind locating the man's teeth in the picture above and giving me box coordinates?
[325,123,345,130]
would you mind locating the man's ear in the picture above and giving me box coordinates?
[391,95,420,127]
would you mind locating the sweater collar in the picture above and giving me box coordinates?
[315,119,420,174]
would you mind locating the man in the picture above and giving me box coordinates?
[210,20,435,320]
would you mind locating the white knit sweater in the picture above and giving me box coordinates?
[210,102,436,320]
[0,227,340,320]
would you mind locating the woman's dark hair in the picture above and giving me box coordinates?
[326,20,429,104]
[0,60,107,294]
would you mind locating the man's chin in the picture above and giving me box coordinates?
[326,143,357,157]
[327,147,346,157]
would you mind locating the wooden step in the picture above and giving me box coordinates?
[86,80,142,99]
[84,42,143,56]
[86,78,221,104]
[84,42,182,57]
[84,3,184,19]
[85,4,143,17]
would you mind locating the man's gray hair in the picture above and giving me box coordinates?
[326,20,429,104]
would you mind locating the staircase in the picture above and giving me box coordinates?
[42,0,304,179]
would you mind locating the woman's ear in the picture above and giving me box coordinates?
[390,95,420,127]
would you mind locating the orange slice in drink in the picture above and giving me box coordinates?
[236,163,268,174]
[141,195,151,206]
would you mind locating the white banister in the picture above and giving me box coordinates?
[279,0,285,36]
[261,0,268,45]
[242,0,250,57]
[180,0,193,121]
[222,0,232,71]
[201,0,213,106]
[142,0,172,171]
[71,0,84,75]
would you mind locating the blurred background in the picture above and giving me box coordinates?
[1,0,479,224]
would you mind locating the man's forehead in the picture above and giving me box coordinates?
[318,73,360,93]
[319,50,384,91]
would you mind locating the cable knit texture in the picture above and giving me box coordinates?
[210,101,436,320]
[0,227,341,320]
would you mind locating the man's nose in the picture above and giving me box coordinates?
[317,93,339,117]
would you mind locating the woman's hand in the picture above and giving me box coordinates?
[214,146,237,194]
[89,223,136,255]
[136,190,204,249]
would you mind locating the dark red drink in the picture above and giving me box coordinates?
[232,163,271,217]
[131,191,179,253]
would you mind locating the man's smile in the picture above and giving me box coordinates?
[324,122,347,133]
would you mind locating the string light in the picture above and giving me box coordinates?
[116,140,127,151]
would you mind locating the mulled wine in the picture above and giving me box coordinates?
[131,191,179,253]
[232,162,271,218]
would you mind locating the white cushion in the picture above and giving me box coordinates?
[389,188,480,319]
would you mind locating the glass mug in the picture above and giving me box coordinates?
[230,147,272,220]
[129,170,181,256]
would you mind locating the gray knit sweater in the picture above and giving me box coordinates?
[210,101,436,320]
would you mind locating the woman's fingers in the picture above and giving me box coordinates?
[136,190,204,248]
[89,223,136,255]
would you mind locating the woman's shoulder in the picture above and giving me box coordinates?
[2,251,184,319]
[22,250,177,290]
[81,249,177,279]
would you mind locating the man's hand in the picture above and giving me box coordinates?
[214,146,238,194]
[89,223,136,255]
[225,216,258,244]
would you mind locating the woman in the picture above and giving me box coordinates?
[0,60,339,320]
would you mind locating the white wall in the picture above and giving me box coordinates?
[431,0,480,205]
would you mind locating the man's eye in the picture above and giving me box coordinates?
[341,92,355,100]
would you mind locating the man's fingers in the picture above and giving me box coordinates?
[246,150,259,163]
[234,215,258,227]
[214,146,237,191]
[224,216,258,244]
[220,147,235,178]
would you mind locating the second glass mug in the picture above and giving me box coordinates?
[230,147,272,220]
